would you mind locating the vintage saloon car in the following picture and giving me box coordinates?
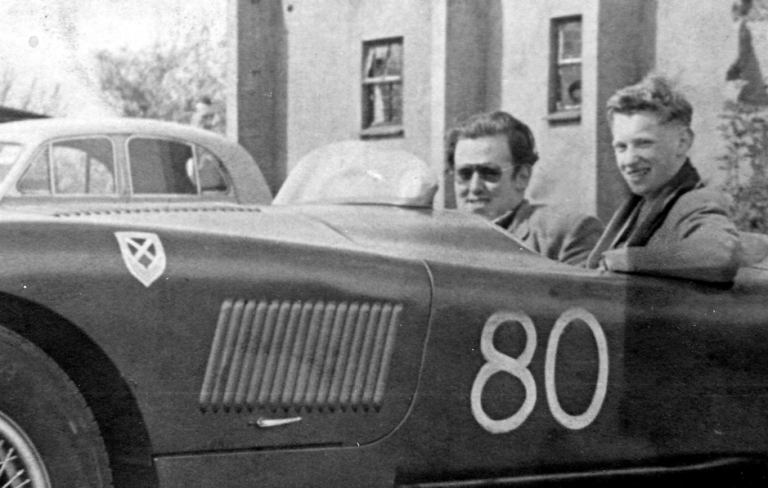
[1,141,768,487]
[0,118,271,212]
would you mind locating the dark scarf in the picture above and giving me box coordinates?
[586,160,702,268]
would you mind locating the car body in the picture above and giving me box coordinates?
[1,142,768,487]
[0,118,271,213]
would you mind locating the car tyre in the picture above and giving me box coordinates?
[0,327,113,487]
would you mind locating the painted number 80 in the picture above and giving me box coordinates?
[470,307,609,434]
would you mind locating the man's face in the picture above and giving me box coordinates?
[453,135,528,219]
[611,111,692,197]
[194,103,216,129]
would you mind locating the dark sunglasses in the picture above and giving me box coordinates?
[454,164,511,184]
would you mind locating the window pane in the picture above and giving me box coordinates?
[386,43,403,76]
[128,138,196,195]
[557,64,582,110]
[362,38,404,131]
[387,82,403,124]
[195,146,230,193]
[364,82,403,128]
[0,143,22,184]
[18,147,51,195]
[559,21,582,60]
[52,139,115,195]
[552,17,582,113]
[365,45,389,79]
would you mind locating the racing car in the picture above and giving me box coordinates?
[1,140,768,487]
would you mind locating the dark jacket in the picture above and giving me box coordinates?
[495,199,604,266]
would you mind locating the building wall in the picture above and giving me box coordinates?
[228,0,288,196]
[283,0,435,171]
[655,0,739,184]
[594,0,656,222]
[441,0,503,208]
[283,1,355,167]
[232,0,762,216]
[497,0,599,217]
[445,0,501,127]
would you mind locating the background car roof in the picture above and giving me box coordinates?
[0,117,272,205]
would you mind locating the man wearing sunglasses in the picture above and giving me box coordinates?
[446,111,603,266]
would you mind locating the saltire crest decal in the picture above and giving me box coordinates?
[115,232,166,287]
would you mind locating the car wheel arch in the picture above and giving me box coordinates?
[0,292,159,488]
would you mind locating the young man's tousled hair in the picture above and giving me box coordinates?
[606,75,693,127]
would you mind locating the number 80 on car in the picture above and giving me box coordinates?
[471,307,609,434]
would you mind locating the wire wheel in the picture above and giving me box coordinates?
[0,409,51,488]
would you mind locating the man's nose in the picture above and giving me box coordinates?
[468,171,486,192]
[618,147,638,167]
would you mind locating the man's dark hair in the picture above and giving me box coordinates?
[445,111,539,175]
[606,75,693,127]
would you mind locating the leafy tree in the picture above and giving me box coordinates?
[95,24,226,132]
[718,100,768,233]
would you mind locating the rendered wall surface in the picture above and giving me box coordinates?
[655,0,742,185]
[441,0,502,208]
[594,0,656,222]
[498,0,599,217]
[283,0,434,171]
[231,0,757,217]
[228,0,288,196]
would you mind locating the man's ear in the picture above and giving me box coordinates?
[513,165,531,191]
[677,127,694,158]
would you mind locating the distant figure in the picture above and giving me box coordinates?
[445,110,603,266]
[190,96,219,131]
[568,80,582,106]
[726,0,768,105]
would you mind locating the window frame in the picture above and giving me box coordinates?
[191,144,233,195]
[548,15,583,123]
[16,136,119,198]
[125,135,233,198]
[360,36,405,138]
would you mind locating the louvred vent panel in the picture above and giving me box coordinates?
[200,299,402,413]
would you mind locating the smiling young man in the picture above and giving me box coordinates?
[446,111,603,266]
[586,75,742,283]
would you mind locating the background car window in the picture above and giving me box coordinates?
[52,139,115,195]
[129,138,196,195]
[0,143,22,184]
[194,146,230,194]
[17,147,51,195]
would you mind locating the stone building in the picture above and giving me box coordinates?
[229,0,761,220]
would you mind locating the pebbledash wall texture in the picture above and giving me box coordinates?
[228,0,768,221]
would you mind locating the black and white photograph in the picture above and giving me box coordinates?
[1,1,768,486]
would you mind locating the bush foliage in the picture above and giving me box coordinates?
[719,100,768,233]
[95,24,226,132]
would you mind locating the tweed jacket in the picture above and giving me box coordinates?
[596,187,742,283]
[495,199,604,266]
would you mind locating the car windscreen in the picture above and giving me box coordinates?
[0,142,22,184]
[274,140,438,207]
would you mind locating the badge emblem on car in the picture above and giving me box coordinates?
[115,232,167,288]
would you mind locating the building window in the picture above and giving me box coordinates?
[362,38,403,137]
[550,16,582,117]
